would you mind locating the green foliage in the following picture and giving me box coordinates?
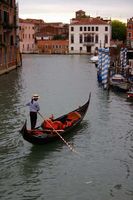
[111,20,126,41]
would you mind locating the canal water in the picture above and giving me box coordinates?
[0,54,133,200]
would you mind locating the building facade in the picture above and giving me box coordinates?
[127,17,133,48]
[37,40,69,54]
[0,0,21,75]
[19,19,36,53]
[19,19,68,54]
[69,11,111,54]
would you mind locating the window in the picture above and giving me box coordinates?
[92,27,94,31]
[88,27,90,31]
[95,35,98,43]
[96,27,98,31]
[80,27,82,31]
[71,27,74,31]
[10,35,14,46]
[128,32,131,38]
[105,26,108,31]
[79,34,82,43]
[105,35,108,43]
[3,11,9,24]
[80,47,82,51]
[71,47,74,51]
[0,34,2,44]
[27,44,29,50]
[71,34,74,43]
[84,27,86,31]
[84,34,94,43]
[10,0,13,7]
[4,33,6,43]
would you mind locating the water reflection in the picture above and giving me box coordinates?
[21,120,90,175]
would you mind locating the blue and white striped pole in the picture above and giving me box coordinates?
[98,48,102,70]
[101,48,110,89]
[101,48,105,82]
[97,48,103,82]
[123,48,127,68]
[120,48,124,68]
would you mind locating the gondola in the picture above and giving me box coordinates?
[127,88,133,100]
[20,93,91,145]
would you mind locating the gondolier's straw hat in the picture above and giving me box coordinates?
[32,94,40,99]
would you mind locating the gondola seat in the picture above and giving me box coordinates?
[42,119,63,130]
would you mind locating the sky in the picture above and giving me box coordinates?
[18,0,133,23]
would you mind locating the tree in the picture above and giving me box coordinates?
[111,20,126,42]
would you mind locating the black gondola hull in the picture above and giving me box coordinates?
[20,93,91,145]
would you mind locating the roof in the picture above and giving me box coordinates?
[19,18,45,25]
[71,17,110,25]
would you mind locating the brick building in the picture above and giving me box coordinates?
[37,40,69,54]
[127,17,133,48]
[0,0,21,75]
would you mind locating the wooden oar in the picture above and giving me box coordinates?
[38,112,81,155]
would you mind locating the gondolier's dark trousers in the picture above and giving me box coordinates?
[30,112,37,129]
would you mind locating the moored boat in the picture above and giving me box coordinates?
[110,74,131,91]
[20,93,91,145]
[127,87,133,99]
[89,55,98,63]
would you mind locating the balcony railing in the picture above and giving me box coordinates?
[83,42,95,46]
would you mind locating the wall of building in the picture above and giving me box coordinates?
[37,40,69,54]
[127,18,133,48]
[69,24,111,54]
[0,0,21,75]
[19,22,36,53]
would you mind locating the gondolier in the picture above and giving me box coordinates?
[26,94,40,129]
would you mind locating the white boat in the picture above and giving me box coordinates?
[89,55,98,63]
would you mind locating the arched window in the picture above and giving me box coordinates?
[71,34,74,43]
[105,35,108,44]
[95,35,98,43]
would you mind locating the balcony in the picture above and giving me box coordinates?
[83,42,95,46]
[2,22,15,31]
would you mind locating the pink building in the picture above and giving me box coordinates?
[19,19,36,53]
